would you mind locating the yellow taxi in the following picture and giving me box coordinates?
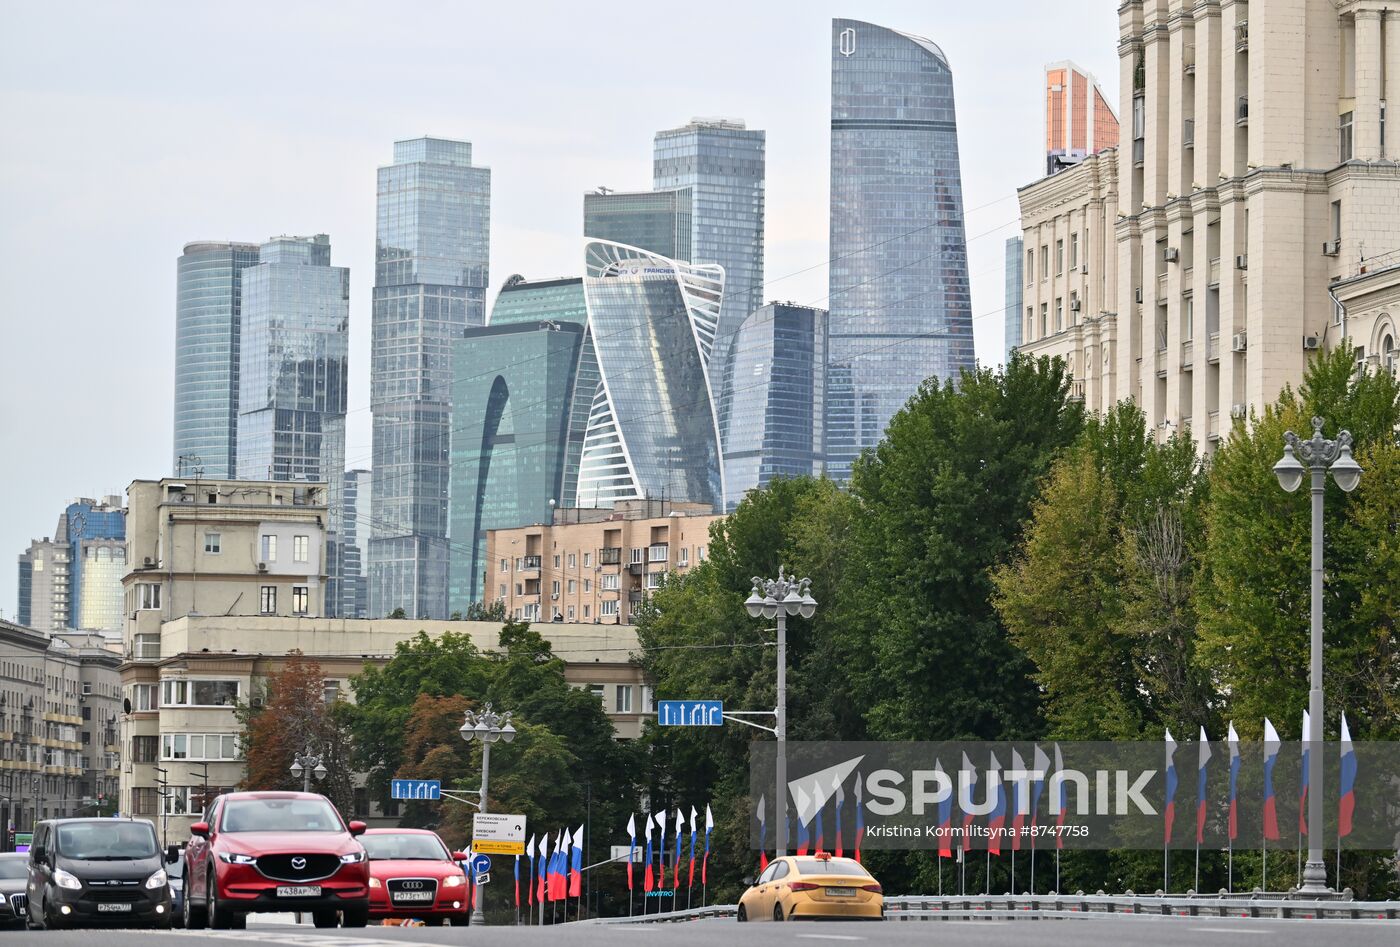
[737,852,883,921]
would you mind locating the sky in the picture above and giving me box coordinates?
[0,0,1118,618]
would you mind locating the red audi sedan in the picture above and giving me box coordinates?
[182,791,370,930]
[361,829,470,926]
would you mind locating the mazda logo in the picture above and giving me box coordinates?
[291,857,307,870]
[401,881,425,890]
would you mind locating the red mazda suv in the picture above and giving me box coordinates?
[362,828,470,926]
[182,791,370,929]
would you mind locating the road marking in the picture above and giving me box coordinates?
[796,935,865,941]
[1191,928,1269,935]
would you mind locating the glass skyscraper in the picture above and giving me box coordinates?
[237,234,350,615]
[1004,236,1024,363]
[721,303,827,510]
[576,240,724,510]
[447,277,590,607]
[825,19,973,480]
[173,241,261,478]
[16,497,125,635]
[370,137,491,620]
[583,188,693,262]
[340,469,371,619]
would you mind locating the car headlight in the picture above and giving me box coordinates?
[217,852,258,865]
[53,868,83,891]
[441,873,465,888]
[339,851,366,864]
[146,869,168,890]
[369,877,381,888]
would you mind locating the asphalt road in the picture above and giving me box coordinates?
[4,915,1399,946]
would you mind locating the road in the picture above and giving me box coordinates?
[4,915,1398,946]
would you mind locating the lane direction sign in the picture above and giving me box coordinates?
[658,700,723,726]
[390,778,441,800]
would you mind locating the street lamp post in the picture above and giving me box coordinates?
[745,567,817,857]
[460,703,515,926]
[1273,416,1362,897]
[289,749,327,794]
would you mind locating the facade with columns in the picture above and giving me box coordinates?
[1018,0,1400,452]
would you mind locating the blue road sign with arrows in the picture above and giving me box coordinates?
[658,700,723,726]
[390,778,441,800]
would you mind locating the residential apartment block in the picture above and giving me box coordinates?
[483,501,720,626]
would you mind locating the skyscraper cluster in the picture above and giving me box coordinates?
[48,16,971,628]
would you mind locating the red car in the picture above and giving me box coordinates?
[361,828,470,926]
[181,791,370,930]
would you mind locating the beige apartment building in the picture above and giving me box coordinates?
[118,478,647,841]
[1017,0,1400,452]
[483,500,721,626]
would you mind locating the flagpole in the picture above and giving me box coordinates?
[937,852,942,896]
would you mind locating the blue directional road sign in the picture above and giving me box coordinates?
[658,700,724,726]
[390,778,441,800]
[470,853,492,875]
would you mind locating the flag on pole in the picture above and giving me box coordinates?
[755,794,768,872]
[550,829,565,901]
[795,783,810,855]
[514,851,521,909]
[1299,710,1310,838]
[625,816,635,892]
[687,805,698,887]
[987,751,1007,856]
[1009,747,1027,852]
[464,846,474,911]
[853,772,866,863]
[1053,743,1068,849]
[935,758,953,858]
[1031,745,1050,838]
[960,751,979,853]
[1338,712,1356,839]
[675,810,684,892]
[814,790,825,852]
[702,804,714,885]
[834,775,846,857]
[654,812,666,894]
[526,834,536,908]
[1196,727,1212,845]
[1227,722,1241,841]
[1164,729,1178,844]
[536,833,548,904]
[1262,719,1281,840]
[643,812,655,893]
[570,824,584,898]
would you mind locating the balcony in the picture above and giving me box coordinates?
[128,636,161,662]
[1155,347,1168,379]
[520,555,541,571]
[1208,410,1221,442]
[1132,138,1145,167]
[1208,332,1221,363]
[1183,118,1195,149]
[627,562,644,576]
[1181,339,1194,370]
[598,547,622,566]
[1068,379,1085,403]
[1156,272,1167,297]
[1208,258,1221,287]
[1236,96,1249,125]
[1183,44,1196,75]
[628,590,644,604]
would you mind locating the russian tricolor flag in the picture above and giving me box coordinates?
[1054,743,1068,850]
[755,794,768,872]
[1195,727,1212,845]
[853,772,865,864]
[935,758,952,858]
[1031,744,1050,848]
[1163,729,1178,844]
[834,777,846,857]
[1226,722,1241,842]
[795,783,810,856]
[1262,719,1281,841]
[1338,712,1356,839]
[987,751,1007,856]
[570,824,584,898]
[960,751,978,853]
[1009,748,1027,852]
[625,816,635,892]
[643,815,654,893]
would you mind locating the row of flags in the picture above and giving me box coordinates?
[513,826,584,908]
[754,780,870,867]
[626,805,714,892]
[1163,712,1358,846]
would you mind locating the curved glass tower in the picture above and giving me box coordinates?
[577,240,724,509]
[825,19,973,479]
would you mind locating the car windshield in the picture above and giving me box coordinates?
[220,798,343,833]
[361,833,450,861]
[793,858,870,877]
[0,858,28,879]
[55,822,159,860]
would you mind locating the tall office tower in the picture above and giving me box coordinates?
[237,234,349,615]
[16,537,67,632]
[825,19,974,480]
[576,240,725,510]
[653,119,765,446]
[583,188,693,261]
[340,469,371,619]
[1005,236,1025,362]
[447,276,590,608]
[1045,60,1120,176]
[721,303,827,511]
[370,137,491,620]
[16,497,126,635]
[173,241,261,478]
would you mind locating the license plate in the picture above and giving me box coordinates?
[96,902,134,912]
[392,891,434,902]
[825,887,856,897]
[275,885,322,898]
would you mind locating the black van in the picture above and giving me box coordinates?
[26,818,173,929]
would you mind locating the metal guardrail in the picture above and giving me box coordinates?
[590,894,1399,924]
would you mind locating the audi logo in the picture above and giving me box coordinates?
[291,857,307,870]
[400,880,426,890]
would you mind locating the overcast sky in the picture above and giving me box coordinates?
[0,0,1117,617]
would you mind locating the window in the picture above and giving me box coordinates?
[1055,239,1064,275]
[1040,245,1049,279]
[1040,303,1049,337]
[589,684,605,701]
[132,683,157,711]
[162,786,196,816]
[260,534,277,562]
[583,552,592,567]
[204,532,221,554]
[552,580,561,596]
[1025,306,1034,340]
[260,585,277,614]
[583,605,590,618]
[1070,292,1079,325]
[161,679,239,707]
[1331,200,1342,242]
[523,603,541,621]
[602,574,620,591]
[293,535,309,563]
[292,586,309,615]
[567,553,577,569]
[646,571,665,590]
[648,544,668,562]
[567,606,576,620]
[1026,248,1034,283]
[629,547,644,564]
[1055,298,1063,333]
[553,555,561,568]
[132,787,159,816]
[500,559,508,573]
[697,546,706,562]
[615,685,633,713]
[1070,232,1079,270]
[1339,111,1354,162]
[323,680,339,703]
[568,579,577,594]
[583,579,591,592]
[1182,295,1194,341]
[137,583,161,610]
[601,600,619,617]
[678,548,689,567]
[132,736,158,763]
[515,583,523,595]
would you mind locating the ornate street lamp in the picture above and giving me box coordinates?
[460,703,514,924]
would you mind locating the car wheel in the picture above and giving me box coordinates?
[208,874,239,930]
[312,909,339,928]
[422,917,445,927]
[342,904,369,928]
[184,886,207,929]
[737,904,747,922]
[773,903,785,922]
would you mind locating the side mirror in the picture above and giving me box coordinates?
[189,822,209,839]
[450,851,468,862]
[742,875,755,887]
[347,820,367,837]
[166,847,182,864]
[30,847,45,864]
